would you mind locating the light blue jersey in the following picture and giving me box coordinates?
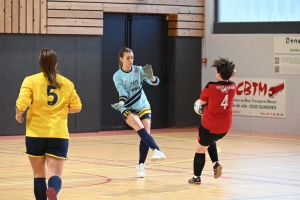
[113,65,159,113]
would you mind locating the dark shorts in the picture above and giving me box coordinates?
[25,137,69,159]
[122,107,152,121]
[197,125,227,146]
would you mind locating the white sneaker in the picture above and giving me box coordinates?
[136,163,145,178]
[150,149,166,162]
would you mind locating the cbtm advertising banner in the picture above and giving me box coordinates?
[231,78,286,118]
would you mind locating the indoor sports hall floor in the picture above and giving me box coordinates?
[1,128,300,200]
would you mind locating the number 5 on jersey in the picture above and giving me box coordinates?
[221,94,228,109]
[47,86,58,105]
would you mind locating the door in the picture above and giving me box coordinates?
[101,13,167,130]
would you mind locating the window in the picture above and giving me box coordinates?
[214,0,300,33]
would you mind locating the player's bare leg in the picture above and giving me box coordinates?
[45,156,65,200]
[126,114,166,162]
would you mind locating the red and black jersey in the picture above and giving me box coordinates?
[200,81,236,134]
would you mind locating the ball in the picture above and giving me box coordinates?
[194,99,203,115]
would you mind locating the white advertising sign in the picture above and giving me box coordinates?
[232,78,286,118]
[274,36,300,74]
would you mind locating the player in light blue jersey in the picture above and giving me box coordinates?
[112,47,166,178]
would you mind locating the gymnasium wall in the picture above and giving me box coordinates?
[202,0,300,135]
[0,35,101,136]
[0,0,205,136]
[0,0,204,37]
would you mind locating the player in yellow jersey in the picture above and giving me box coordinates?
[15,48,82,200]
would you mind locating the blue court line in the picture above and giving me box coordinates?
[230,193,300,200]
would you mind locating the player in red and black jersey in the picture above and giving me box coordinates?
[189,57,237,184]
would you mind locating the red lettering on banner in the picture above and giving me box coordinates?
[236,81,268,96]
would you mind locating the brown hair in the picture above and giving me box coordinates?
[118,47,133,69]
[211,57,235,80]
[39,48,61,89]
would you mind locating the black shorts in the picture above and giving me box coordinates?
[197,125,227,146]
[122,107,151,121]
[25,137,69,159]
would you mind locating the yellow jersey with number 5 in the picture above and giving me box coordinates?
[16,72,82,139]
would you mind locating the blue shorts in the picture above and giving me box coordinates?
[25,137,69,159]
[122,107,152,121]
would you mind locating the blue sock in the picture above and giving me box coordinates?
[137,128,160,150]
[48,175,62,194]
[34,178,47,200]
[139,139,149,164]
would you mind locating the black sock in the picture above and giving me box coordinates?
[208,140,219,163]
[34,178,47,200]
[48,176,62,194]
[194,153,205,176]
[137,128,160,150]
[139,139,149,164]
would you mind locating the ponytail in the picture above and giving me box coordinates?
[39,48,61,89]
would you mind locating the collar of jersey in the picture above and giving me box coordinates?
[121,66,133,73]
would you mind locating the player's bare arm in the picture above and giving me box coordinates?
[69,108,82,113]
[15,106,24,123]
[200,100,207,105]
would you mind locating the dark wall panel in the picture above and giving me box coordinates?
[0,35,35,135]
[167,37,176,127]
[76,36,101,132]
[167,37,202,127]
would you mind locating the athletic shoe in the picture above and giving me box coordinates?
[46,188,57,200]
[136,163,146,178]
[188,176,201,184]
[150,149,166,162]
[213,162,222,179]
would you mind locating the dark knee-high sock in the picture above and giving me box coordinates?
[34,178,47,200]
[137,128,160,150]
[208,140,219,163]
[48,175,62,194]
[139,139,149,164]
[194,153,206,177]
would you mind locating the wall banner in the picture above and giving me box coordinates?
[274,36,300,74]
[231,78,286,118]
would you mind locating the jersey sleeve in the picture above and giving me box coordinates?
[113,72,128,103]
[69,83,82,110]
[200,82,210,102]
[144,76,160,86]
[16,77,33,112]
[139,66,160,86]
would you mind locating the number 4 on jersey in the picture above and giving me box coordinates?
[221,94,228,109]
